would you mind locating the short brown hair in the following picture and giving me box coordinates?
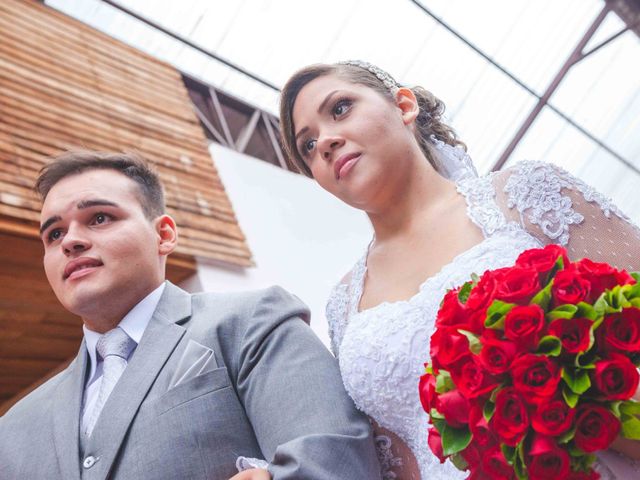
[35,150,165,219]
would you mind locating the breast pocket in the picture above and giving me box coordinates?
[153,366,232,416]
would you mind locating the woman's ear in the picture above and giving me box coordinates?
[155,214,178,256]
[395,87,419,125]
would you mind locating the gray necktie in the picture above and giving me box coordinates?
[84,327,136,439]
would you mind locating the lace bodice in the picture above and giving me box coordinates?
[326,161,640,480]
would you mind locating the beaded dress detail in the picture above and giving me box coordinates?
[326,161,640,479]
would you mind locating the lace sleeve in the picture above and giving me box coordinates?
[325,272,352,358]
[493,161,640,271]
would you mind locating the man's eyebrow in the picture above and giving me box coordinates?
[76,199,119,210]
[294,90,340,142]
[40,215,61,235]
[39,199,119,235]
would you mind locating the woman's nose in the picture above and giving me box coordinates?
[319,135,344,161]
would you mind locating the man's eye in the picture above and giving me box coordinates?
[92,213,111,225]
[48,229,62,242]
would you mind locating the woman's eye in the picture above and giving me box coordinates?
[301,139,316,156]
[332,99,352,117]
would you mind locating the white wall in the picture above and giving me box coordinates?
[183,144,372,347]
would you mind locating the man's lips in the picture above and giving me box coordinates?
[63,257,103,280]
[334,153,361,180]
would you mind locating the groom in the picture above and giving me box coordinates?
[0,151,380,479]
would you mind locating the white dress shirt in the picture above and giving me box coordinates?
[80,283,166,435]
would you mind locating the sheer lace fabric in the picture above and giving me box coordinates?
[326,161,640,479]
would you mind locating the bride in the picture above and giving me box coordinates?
[278,60,640,479]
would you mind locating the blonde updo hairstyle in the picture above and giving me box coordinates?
[279,62,466,177]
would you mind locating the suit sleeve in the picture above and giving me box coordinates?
[233,286,381,480]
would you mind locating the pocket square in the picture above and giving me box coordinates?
[168,339,218,390]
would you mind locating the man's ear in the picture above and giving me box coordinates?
[395,87,419,125]
[155,214,178,256]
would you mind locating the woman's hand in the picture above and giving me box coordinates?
[228,468,271,480]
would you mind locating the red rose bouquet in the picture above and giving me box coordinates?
[421,245,640,479]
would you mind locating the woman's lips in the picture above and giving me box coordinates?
[335,153,361,180]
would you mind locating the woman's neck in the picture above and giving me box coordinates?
[366,160,459,243]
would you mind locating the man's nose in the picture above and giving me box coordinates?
[61,225,90,255]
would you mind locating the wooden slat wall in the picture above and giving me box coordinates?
[0,0,253,413]
[0,0,253,267]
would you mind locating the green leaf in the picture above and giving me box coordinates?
[594,294,609,317]
[631,272,640,283]
[547,304,579,321]
[620,400,640,416]
[621,416,640,440]
[449,453,468,472]
[458,281,473,304]
[563,386,579,408]
[562,367,591,395]
[557,425,577,444]
[513,451,527,480]
[432,418,446,434]
[501,444,516,464]
[530,281,552,310]
[441,424,472,457]
[485,300,517,330]
[430,408,445,420]
[483,400,496,423]
[537,335,562,356]
[435,371,455,394]
[458,329,482,355]
[425,364,433,375]
[576,302,597,320]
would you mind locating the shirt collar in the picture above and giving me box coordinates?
[83,283,166,382]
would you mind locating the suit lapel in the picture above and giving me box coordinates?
[52,344,87,480]
[86,282,191,479]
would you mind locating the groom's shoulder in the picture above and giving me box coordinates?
[191,285,310,329]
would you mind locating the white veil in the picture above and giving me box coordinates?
[428,135,479,183]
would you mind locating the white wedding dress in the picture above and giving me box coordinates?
[326,161,640,480]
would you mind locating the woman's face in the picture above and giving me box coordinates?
[291,74,418,209]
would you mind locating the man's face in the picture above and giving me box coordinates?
[40,169,167,328]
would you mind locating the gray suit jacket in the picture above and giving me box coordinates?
[0,282,380,479]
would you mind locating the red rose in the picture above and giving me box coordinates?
[482,447,515,479]
[460,442,483,469]
[552,268,591,305]
[449,355,499,399]
[427,427,446,463]
[575,258,635,301]
[548,318,593,354]
[494,266,540,304]
[436,389,470,428]
[479,336,517,374]
[467,270,499,312]
[516,245,569,273]
[435,289,468,329]
[597,308,640,354]
[419,372,437,413]
[512,354,561,403]
[531,398,575,435]
[469,404,497,448]
[574,404,620,453]
[491,387,529,446]
[430,327,470,370]
[593,353,640,400]
[504,305,545,350]
[528,434,570,480]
